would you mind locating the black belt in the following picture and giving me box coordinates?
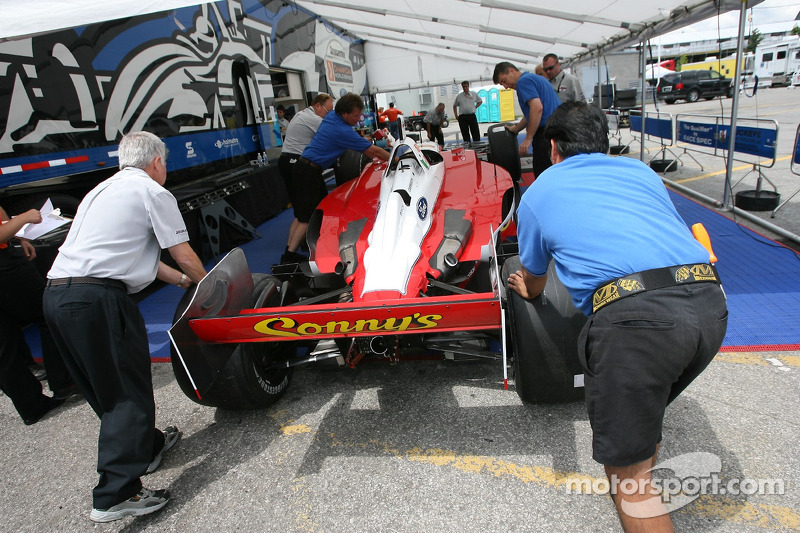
[592,263,720,314]
[46,277,126,291]
[298,157,322,170]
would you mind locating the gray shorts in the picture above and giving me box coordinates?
[578,282,728,467]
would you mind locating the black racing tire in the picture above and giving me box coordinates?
[686,89,700,103]
[334,149,370,186]
[502,256,586,403]
[608,145,630,155]
[170,274,295,409]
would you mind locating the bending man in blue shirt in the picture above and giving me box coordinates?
[508,101,728,533]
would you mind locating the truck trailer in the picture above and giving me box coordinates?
[0,0,367,245]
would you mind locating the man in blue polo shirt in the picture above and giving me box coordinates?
[508,102,727,533]
[286,93,390,264]
[493,61,561,177]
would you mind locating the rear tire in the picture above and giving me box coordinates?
[686,89,700,103]
[334,150,370,186]
[170,274,294,409]
[503,256,586,403]
[441,119,449,128]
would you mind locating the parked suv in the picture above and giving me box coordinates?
[656,69,734,104]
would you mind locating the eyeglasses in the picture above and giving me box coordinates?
[543,64,556,72]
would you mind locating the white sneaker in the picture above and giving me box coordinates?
[89,487,170,522]
[146,426,180,474]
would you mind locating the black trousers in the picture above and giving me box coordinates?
[457,113,480,143]
[532,126,553,177]
[0,313,50,421]
[44,283,163,509]
[427,124,444,147]
[278,152,301,206]
[0,247,73,393]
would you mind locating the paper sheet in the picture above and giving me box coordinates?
[14,198,72,240]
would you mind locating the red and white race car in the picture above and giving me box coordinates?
[170,128,586,409]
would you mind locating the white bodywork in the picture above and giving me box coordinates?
[361,139,444,296]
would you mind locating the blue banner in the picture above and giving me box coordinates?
[678,120,776,160]
[718,125,776,159]
[794,128,800,165]
[630,114,672,140]
[677,121,717,148]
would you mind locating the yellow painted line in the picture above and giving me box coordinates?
[715,352,800,368]
[282,423,313,435]
[322,433,800,529]
[674,155,791,184]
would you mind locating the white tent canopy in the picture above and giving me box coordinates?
[0,0,758,93]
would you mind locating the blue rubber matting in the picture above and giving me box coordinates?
[668,190,800,351]
[26,189,800,361]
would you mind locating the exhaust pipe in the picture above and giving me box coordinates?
[369,336,389,355]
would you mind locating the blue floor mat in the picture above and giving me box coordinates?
[26,189,800,362]
[668,190,800,350]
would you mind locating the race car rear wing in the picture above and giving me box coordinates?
[169,246,505,399]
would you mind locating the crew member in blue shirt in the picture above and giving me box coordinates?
[508,101,728,533]
[493,61,561,177]
[287,93,390,263]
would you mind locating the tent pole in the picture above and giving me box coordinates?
[723,0,749,210]
[596,52,602,108]
[639,41,647,162]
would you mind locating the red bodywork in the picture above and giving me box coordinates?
[187,144,515,346]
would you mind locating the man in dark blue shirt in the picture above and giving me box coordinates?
[286,93,390,263]
[493,61,561,177]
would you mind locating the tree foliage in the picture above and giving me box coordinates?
[746,28,763,53]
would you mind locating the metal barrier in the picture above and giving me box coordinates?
[604,109,629,154]
[629,110,688,172]
[675,114,779,197]
[772,123,800,216]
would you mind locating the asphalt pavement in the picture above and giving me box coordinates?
[2,87,800,532]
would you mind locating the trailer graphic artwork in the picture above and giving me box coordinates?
[0,0,366,207]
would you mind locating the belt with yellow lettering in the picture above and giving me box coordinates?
[592,263,720,314]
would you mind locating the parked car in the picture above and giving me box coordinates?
[656,69,734,104]
[405,111,450,132]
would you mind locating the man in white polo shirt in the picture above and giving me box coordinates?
[43,131,207,523]
[453,80,483,143]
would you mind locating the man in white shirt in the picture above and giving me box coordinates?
[453,81,483,143]
[43,131,206,523]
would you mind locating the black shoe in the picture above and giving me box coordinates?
[28,363,47,381]
[23,396,65,425]
[53,383,80,401]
